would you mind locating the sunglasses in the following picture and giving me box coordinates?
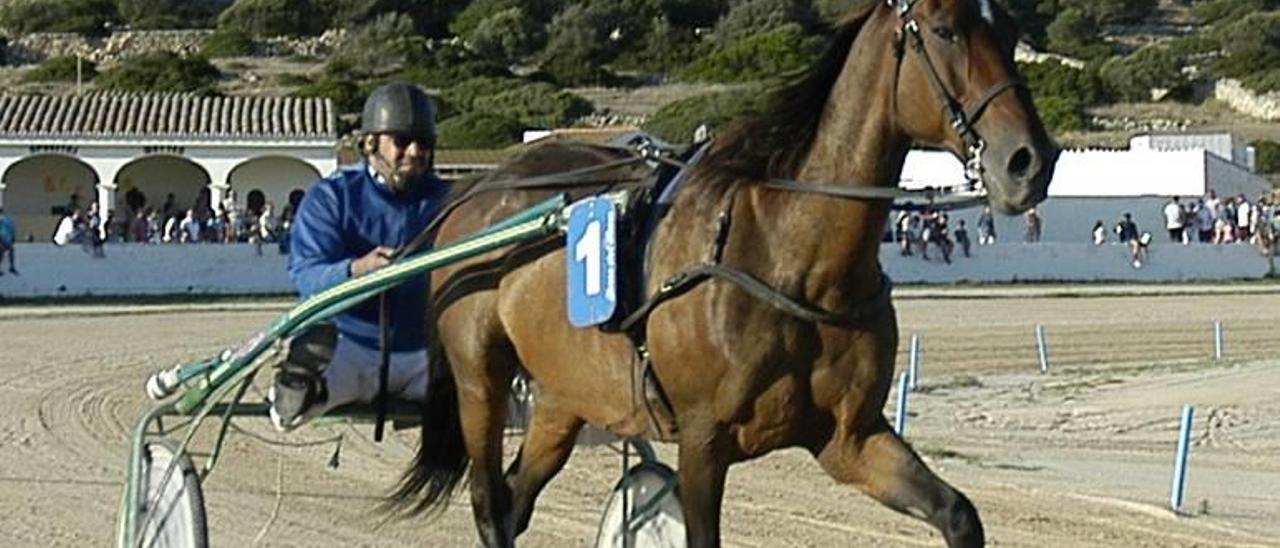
[384,134,435,149]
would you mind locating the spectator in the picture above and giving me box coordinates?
[1130,231,1152,268]
[0,206,17,275]
[1235,194,1252,242]
[953,219,971,257]
[977,205,996,245]
[1114,212,1138,243]
[147,210,163,244]
[1163,196,1185,243]
[163,213,181,243]
[258,202,278,243]
[52,208,85,246]
[1092,220,1106,245]
[130,209,150,243]
[179,209,201,243]
[895,211,911,255]
[1023,208,1042,243]
[1195,199,1214,243]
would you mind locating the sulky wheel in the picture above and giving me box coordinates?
[594,461,685,548]
[134,437,208,548]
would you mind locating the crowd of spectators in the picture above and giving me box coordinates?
[49,187,306,255]
[1090,191,1280,250]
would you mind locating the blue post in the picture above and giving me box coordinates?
[1213,321,1223,360]
[1035,324,1049,374]
[894,372,910,436]
[908,334,921,391]
[1170,405,1195,513]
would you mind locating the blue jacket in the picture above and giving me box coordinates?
[288,162,449,351]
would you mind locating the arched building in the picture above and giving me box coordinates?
[0,92,337,240]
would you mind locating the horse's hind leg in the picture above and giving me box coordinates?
[815,416,984,548]
[504,393,584,537]
[441,303,519,547]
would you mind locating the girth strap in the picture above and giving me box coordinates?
[618,263,894,333]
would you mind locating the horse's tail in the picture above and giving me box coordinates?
[383,337,470,518]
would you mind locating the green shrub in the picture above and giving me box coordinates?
[1045,8,1112,60]
[612,15,702,73]
[202,29,256,58]
[1018,60,1109,107]
[275,72,312,86]
[1193,0,1278,25]
[1058,0,1156,25]
[118,0,227,29]
[1210,13,1280,81]
[471,83,594,128]
[97,52,221,94]
[467,7,541,64]
[1032,95,1086,133]
[1099,45,1183,102]
[449,0,518,37]
[0,0,121,34]
[327,12,426,77]
[437,112,524,149]
[660,0,725,28]
[1253,140,1280,174]
[679,24,819,83]
[217,0,324,37]
[538,1,650,85]
[642,86,767,144]
[811,0,872,23]
[1242,68,1280,94]
[442,76,527,111]
[713,0,818,47]
[23,56,96,82]
[292,77,361,113]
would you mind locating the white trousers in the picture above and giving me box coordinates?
[312,335,430,416]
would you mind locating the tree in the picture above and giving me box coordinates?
[680,24,819,83]
[1211,13,1280,81]
[437,112,524,149]
[97,52,222,94]
[539,2,651,85]
[810,0,872,24]
[1032,95,1086,133]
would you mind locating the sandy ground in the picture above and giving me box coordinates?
[1,287,1278,547]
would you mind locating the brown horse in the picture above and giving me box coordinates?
[389,1,1057,546]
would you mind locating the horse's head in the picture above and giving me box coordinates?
[885,0,1058,214]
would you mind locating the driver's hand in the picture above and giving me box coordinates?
[351,246,394,277]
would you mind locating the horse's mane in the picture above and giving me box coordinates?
[701,1,880,186]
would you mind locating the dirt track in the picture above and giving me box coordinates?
[1,288,1278,547]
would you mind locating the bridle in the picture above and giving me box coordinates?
[765,0,1028,209]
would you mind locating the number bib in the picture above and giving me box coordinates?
[565,197,618,327]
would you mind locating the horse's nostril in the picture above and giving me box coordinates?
[1007,147,1033,178]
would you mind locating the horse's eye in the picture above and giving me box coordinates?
[933,26,958,43]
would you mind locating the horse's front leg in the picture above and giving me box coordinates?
[815,415,984,548]
[677,420,733,548]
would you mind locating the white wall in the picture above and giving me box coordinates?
[0,242,1271,298]
[0,244,293,297]
[882,242,1272,283]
